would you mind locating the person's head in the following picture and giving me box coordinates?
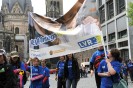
[108,48,122,62]
[66,54,73,60]
[41,59,46,67]
[128,59,131,63]
[33,57,40,66]
[60,56,65,61]
[10,51,20,63]
[98,46,104,50]
[66,54,76,61]
[0,49,7,64]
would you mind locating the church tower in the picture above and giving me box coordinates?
[1,0,33,58]
[45,0,63,18]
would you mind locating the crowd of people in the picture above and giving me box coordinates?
[0,47,133,88]
[0,49,50,88]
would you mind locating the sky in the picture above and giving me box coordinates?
[0,0,77,15]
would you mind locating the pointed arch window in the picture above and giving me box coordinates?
[15,27,19,34]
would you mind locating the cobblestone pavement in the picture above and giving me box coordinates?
[25,74,133,88]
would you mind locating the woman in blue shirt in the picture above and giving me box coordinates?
[98,48,122,88]
[27,57,44,88]
[64,54,80,88]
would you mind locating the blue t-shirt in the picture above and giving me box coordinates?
[90,50,105,70]
[67,60,75,79]
[127,62,133,70]
[42,66,50,88]
[121,64,128,76]
[12,62,26,87]
[12,62,26,71]
[98,60,121,88]
[28,66,43,88]
[57,61,65,77]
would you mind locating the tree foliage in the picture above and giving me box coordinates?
[128,2,133,26]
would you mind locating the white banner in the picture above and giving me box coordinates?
[28,0,102,59]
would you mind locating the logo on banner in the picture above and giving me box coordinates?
[78,36,101,48]
[49,48,66,55]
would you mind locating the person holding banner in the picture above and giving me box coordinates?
[90,46,105,88]
[27,57,44,88]
[41,59,50,88]
[64,54,80,88]
[97,48,122,88]
[55,56,66,88]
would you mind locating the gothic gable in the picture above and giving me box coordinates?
[11,2,23,14]
[1,4,9,14]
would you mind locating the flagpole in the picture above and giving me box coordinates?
[100,31,108,59]
[95,0,107,58]
[28,12,33,85]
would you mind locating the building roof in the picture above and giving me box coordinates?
[2,0,32,12]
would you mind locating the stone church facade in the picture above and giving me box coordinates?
[1,0,33,58]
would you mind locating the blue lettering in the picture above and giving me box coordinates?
[78,37,97,48]
[30,33,57,46]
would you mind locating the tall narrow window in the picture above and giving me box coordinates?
[116,0,125,14]
[107,0,114,20]
[15,45,18,51]
[99,6,105,23]
[5,36,11,53]
[108,32,115,42]
[15,27,19,34]
[57,1,60,14]
[99,0,102,6]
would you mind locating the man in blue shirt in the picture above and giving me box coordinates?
[55,56,66,88]
[90,46,105,88]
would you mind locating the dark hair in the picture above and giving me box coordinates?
[110,48,122,62]
[64,54,80,80]
[3,54,7,64]
[66,54,76,61]
[10,57,21,68]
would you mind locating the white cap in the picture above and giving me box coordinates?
[0,49,6,55]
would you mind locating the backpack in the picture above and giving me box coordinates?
[94,53,105,69]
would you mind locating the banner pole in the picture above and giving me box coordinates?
[100,32,108,58]
[28,12,33,85]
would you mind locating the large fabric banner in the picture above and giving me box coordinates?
[28,0,103,59]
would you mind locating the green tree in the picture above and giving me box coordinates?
[128,2,133,26]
